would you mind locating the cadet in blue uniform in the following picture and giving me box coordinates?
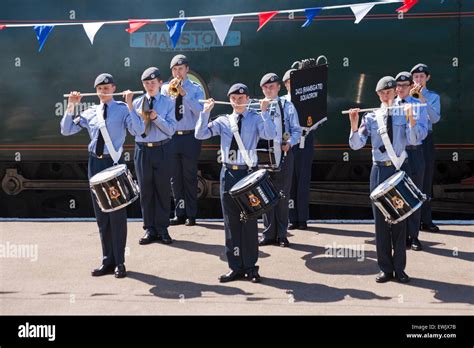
[258,73,302,247]
[395,71,429,251]
[195,84,277,283]
[133,67,176,245]
[348,76,425,283]
[162,55,205,227]
[60,73,145,278]
[283,69,313,230]
[410,63,441,233]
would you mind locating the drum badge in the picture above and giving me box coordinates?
[109,186,121,200]
[248,194,261,207]
[391,195,404,209]
[307,116,313,127]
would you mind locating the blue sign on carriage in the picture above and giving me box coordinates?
[130,31,241,51]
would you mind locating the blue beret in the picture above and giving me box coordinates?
[227,83,249,97]
[94,73,114,88]
[283,69,296,82]
[395,71,413,83]
[375,76,396,92]
[260,73,280,87]
[141,67,161,81]
[410,63,430,76]
[170,54,188,69]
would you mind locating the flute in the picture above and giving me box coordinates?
[198,98,277,107]
[341,103,427,114]
[63,91,144,98]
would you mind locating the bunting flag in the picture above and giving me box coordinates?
[396,0,418,13]
[350,3,375,24]
[166,19,187,48]
[82,22,104,45]
[302,8,322,28]
[125,20,150,33]
[257,11,279,31]
[0,25,6,30]
[210,15,234,45]
[34,25,54,51]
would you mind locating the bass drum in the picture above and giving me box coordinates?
[229,169,282,221]
[89,164,140,213]
[370,170,426,224]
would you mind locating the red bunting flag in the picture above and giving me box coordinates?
[125,20,150,33]
[257,11,278,31]
[0,25,6,30]
[396,0,418,13]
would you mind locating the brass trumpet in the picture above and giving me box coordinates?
[168,78,183,98]
[410,84,423,99]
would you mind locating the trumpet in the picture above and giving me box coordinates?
[168,78,183,98]
[410,84,423,99]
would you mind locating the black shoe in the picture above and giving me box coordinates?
[406,236,412,249]
[288,223,299,230]
[218,270,244,283]
[246,271,261,283]
[395,271,410,283]
[411,238,423,251]
[299,222,308,230]
[375,271,394,283]
[139,231,158,245]
[259,237,277,246]
[91,264,114,277]
[278,237,290,247]
[185,218,196,226]
[157,233,173,244]
[420,223,440,233]
[114,264,126,278]
[170,217,186,226]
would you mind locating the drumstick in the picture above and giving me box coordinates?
[63,91,144,97]
[341,103,427,115]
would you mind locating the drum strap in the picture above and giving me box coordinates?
[229,114,255,168]
[97,104,122,165]
[375,109,407,170]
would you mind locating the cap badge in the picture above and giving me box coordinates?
[104,78,108,83]
[239,88,244,93]
[151,74,155,78]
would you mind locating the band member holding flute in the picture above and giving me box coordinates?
[395,71,429,251]
[410,63,441,233]
[258,73,302,247]
[60,73,145,278]
[162,55,205,227]
[348,76,426,284]
[195,84,277,283]
[133,67,177,246]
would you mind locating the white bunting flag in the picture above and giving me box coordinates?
[350,4,375,24]
[210,15,234,45]
[82,22,104,45]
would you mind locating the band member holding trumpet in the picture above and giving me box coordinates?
[195,84,277,283]
[60,73,145,278]
[348,76,426,284]
[410,63,441,233]
[162,54,205,227]
[395,71,429,251]
[133,67,177,245]
[258,73,302,247]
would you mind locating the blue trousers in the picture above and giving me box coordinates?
[88,155,127,267]
[220,167,259,273]
[134,141,173,236]
[421,132,435,225]
[406,146,425,239]
[263,150,294,239]
[170,133,202,218]
[289,132,314,223]
[370,164,408,273]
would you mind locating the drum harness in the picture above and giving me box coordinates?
[97,104,123,165]
[375,108,407,171]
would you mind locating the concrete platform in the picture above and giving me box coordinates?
[0,221,473,315]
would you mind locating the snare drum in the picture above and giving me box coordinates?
[89,164,140,213]
[229,169,282,221]
[370,170,426,224]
